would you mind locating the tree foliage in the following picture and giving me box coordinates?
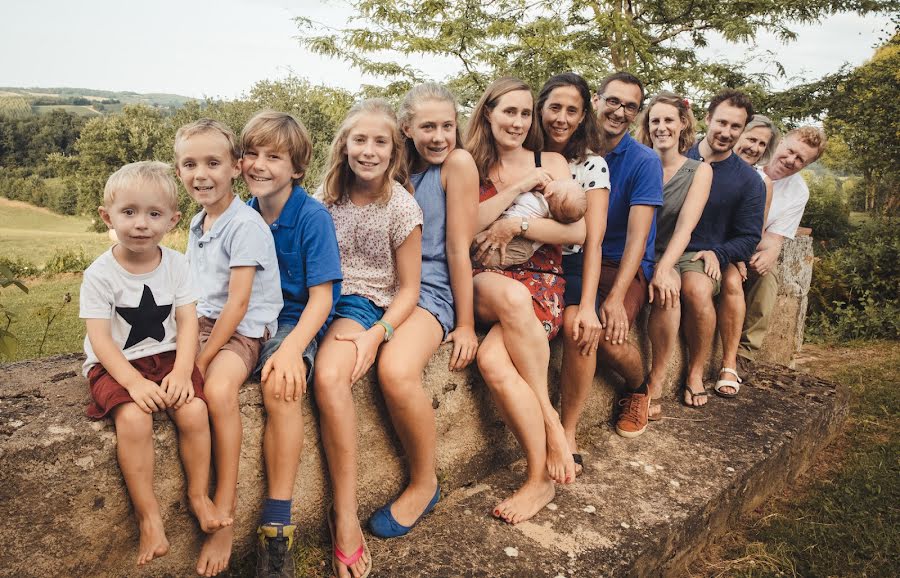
[295,0,898,104]
[50,78,355,228]
[825,33,900,214]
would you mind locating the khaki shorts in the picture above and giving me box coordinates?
[198,316,265,375]
[677,251,721,296]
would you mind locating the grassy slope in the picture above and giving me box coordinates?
[0,198,111,266]
[693,341,900,577]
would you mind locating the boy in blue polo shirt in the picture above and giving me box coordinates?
[241,111,342,577]
[174,118,283,577]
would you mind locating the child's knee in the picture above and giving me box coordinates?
[262,385,303,414]
[172,398,209,429]
[113,403,153,436]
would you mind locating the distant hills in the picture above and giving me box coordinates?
[0,86,194,117]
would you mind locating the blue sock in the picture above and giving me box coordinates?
[261,498,292,526]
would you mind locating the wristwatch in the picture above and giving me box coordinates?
[520,217,529,236]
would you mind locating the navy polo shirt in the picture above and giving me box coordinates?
[248,185,342,341]
[603,132,664,280]
[685,146,765,266]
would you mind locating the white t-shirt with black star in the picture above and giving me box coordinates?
[80,246,197,376]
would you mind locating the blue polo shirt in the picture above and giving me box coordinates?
[248,185,342,342]
[685,146,765,266]
[603,133,664,280]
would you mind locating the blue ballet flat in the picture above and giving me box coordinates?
[368,485,441,538]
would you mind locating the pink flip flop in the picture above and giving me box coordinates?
[327,507,371,578]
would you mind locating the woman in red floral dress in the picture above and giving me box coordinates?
[465,77,586,525]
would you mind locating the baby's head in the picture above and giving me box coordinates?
[546,186,587,224]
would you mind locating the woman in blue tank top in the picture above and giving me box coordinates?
[365,83,479,540]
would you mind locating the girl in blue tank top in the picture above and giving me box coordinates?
[365,83,479,542]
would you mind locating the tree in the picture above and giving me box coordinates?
[295,0,897,104]
[64,105,170,225]
[824,33,900,214]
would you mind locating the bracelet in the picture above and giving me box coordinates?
[373,319,394,342]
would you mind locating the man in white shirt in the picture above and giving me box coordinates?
[717,126,827,391]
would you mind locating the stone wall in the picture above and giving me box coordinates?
[0,237,813,577]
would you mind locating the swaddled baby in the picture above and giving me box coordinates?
[474,184,586,269]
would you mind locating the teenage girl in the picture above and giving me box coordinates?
[363,84,480,541]
[466,77,585,525]
[314,99,423,578]
[634,92,712,409]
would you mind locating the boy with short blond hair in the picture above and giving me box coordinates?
[242,110,342,577]
[174,118,283,576]
[81,161,231,568]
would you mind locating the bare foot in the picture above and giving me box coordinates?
[196,525,233,577]
[189,495,233,534]
[492,478,556,525]
[136,515,169,566]
[648,378,663,401]
[332,511,370,578]
[649,402,663,420]
[545,418,575,484]
[388,478,439,526]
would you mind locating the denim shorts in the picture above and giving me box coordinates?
[334,294,385,329]
[253,323,318,384]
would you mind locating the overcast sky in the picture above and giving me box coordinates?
[0,1,888,99]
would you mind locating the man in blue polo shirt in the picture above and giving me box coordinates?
[561,71,664,446]
[683,90,765,405]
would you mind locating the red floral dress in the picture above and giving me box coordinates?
[473,183,566,339]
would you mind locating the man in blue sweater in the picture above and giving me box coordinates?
[682,90,765,406]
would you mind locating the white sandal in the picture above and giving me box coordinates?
[714,367,742,398]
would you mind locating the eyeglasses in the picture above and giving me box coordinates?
[600,95,641,116]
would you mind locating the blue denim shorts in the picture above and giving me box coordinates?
[334,294,385,329]
[253,323,318,384]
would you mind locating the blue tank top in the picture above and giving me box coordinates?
[410,164,455,336]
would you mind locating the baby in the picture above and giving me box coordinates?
[474,184,587,268]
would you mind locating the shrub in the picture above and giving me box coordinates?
[0,257,40,279]
[43,248,92,275]
[801,173,852,244]
[807,218,900,341]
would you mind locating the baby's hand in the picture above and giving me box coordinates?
[542,178,578,201]
[519,168,553,193]
[161,369,194,409]
[126,377,169,413]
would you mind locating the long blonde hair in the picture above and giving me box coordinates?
[464,77,543,183]
[321,99,410,206]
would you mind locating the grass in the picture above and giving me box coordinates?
[694,340,900,577]
[2,274,84,360]
[0,198,111,266]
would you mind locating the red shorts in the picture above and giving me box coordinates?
[86,350,206,419]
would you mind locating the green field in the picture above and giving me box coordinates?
[0,198,111,266]
[33,104,101,117]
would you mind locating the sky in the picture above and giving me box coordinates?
[0,1,889,100]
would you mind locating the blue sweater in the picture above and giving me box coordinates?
[685,146,765,266]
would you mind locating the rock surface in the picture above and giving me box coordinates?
[369,363,848,577]
[0,238,816,577]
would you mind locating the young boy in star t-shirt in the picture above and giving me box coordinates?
[80,161,231,568]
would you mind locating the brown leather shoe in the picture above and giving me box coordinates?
[615,392,650,438]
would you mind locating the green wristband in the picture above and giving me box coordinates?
[373,319,394,342]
